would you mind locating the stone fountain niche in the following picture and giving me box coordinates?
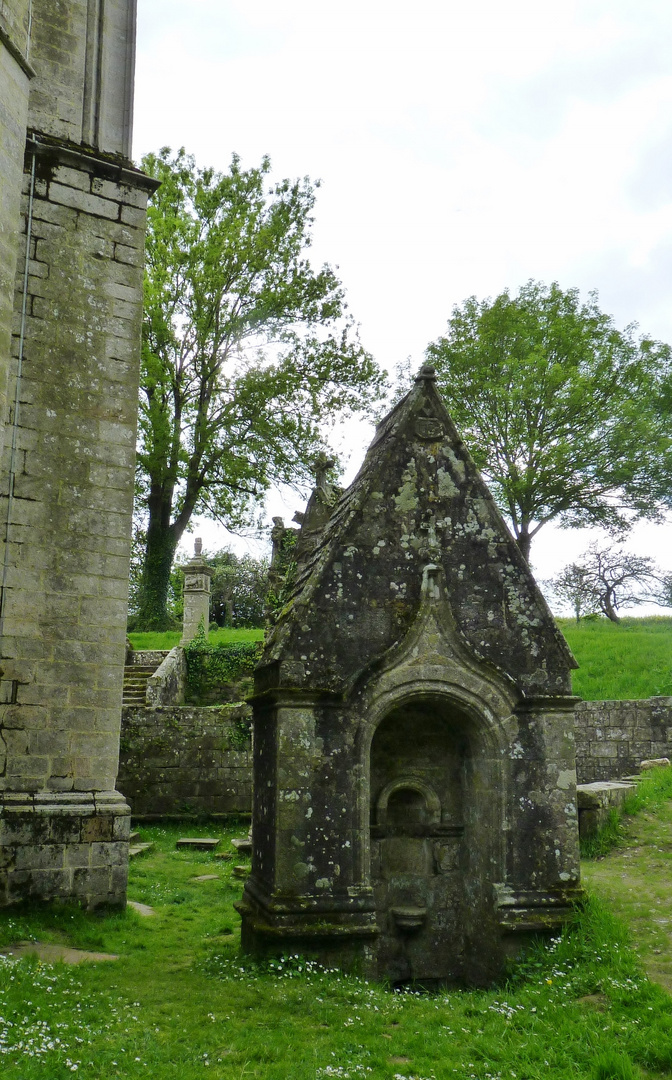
[370,697,481,984]
[238,367,583,985]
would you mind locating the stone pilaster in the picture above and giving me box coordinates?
[0,0,33,464]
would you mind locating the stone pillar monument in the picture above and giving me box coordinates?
[181,539,213,644]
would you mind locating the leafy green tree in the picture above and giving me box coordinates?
[136,148,385,628]
[425,281,671,561]
[545,563,598,623]
[549,543,662,623]
[208,550,269,628]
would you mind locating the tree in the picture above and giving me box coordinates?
[135,148,386,628]
[545,563,597,623]
[208,550,269,628]
[549,543,662,623]
[425,281,671,562]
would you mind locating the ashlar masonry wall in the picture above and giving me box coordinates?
[575,698,672,783]
[0,142,155,908]
[117,705,252,820]
[0,0,153,909]
[0,0,32,464]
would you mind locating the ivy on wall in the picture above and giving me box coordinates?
[184,622,263,704]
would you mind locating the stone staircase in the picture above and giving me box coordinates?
[122,651,168,706]
[122,665,156,705]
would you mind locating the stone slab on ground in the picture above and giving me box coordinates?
[576,781,636,838]
[190,874,219,882]
[176,838,220,850]
[231,837,252,855]
[214,852,232,861]
[232,865,250,879]
[129,842,154,858]
[0,943,118,963]
[127,900,155,917]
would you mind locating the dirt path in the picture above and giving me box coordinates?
[582,802,672,992]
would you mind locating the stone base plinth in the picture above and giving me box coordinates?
[236,877,379,975]
[0,791,130,909]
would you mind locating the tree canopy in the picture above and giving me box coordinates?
[135,148,386,628]
[425,281,672,561]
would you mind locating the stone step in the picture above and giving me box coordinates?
[231,837,252,855]
[129,842,154,858]
[176,837,220,851]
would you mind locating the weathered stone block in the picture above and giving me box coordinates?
[81,815,114,843]
[48,182,120,220]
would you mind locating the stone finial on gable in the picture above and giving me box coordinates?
[414,363,437,382]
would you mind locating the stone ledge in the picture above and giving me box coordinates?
[25,132,159,194]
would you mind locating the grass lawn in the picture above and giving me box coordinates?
[128,628,264,651]
[558,617,672,701]
[129,617,672,702]
[2,815,672,1079]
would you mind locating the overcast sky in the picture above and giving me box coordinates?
[132,0,672,607]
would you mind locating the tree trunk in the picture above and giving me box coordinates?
[601,589,621,624]
[515,528,532,564]
[135,497,181,630]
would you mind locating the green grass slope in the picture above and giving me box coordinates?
[130,617,672,701]
[128,627,264,651]
[559,617,672,701]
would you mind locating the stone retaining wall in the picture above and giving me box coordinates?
[575,698,672,783]
[117,705,252,820]
[115,697,672,824]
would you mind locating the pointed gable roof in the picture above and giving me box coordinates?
[260,365,576,699]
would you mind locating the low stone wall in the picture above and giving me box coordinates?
[117,705,252,820]
[146,647,186,707]
[115,697,672,823]
[575,698,672,783]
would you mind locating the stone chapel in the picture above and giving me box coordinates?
[238,366,583,985]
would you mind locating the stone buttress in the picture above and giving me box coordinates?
[0,0,157,907]
[238,366,582,984]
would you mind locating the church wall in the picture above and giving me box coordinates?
[26,0,135,156]
[0,0,152,910]
[0,139,154,907]
[0,0,32,466]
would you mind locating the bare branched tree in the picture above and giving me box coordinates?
[548,543,663,623]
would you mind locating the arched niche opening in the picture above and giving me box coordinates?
[368,694,501,985]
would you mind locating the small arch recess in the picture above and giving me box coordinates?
[376,778,441,833]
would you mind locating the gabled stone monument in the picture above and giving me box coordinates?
[238,366,582,985]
